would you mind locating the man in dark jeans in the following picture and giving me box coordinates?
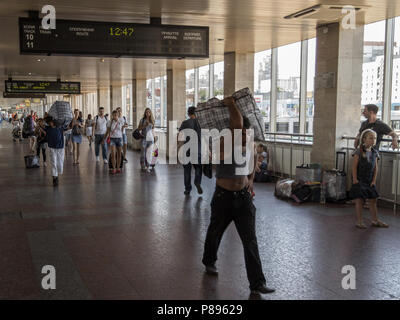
[202,97,274,295]
[179,106,203,195]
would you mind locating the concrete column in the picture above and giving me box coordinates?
[111,85,123,111]
[311,23,364,170]
[224,52,254,97]
[98,87,111,115]
[167,66,186,157]
[132,79,147,129]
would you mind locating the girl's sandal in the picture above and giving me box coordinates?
[356,223,367,229]
[371,220,389,228]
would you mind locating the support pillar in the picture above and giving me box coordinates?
[311,22,364,170]
[97,87,111,115]
[166,66,186,158]
[224,52,254,97]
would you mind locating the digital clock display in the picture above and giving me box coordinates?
[5,80,81,94]
[19,18,209,58]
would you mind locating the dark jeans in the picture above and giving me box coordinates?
[202,185,266,290]
[36,143,46,162]
[94,134,108,159]
[183,163,202,192]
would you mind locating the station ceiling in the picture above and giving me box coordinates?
[0,0,399,93]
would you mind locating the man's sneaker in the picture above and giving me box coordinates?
[123,158,128,163]
[250,284,275,295]
[96,156,100,162]
[184,190,191,195]
[195,183,203,195]
[104,159,108,164]
[205,265,218,276]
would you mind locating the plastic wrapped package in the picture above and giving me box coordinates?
[322,170,347,202]
[48,101,73,128]
[295,163,322,183]
[275,179,296,199]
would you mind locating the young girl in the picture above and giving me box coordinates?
[138,108,155,171]
[85,114,94,146]
[350,129,388,229]
[70,109,84,165]
[104,110,123,174]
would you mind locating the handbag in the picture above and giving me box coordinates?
[132,128,144,140]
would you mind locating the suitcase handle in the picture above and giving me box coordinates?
[336,151,346,172]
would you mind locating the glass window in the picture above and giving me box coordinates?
[277,42,301,134]
[254,49,272,132]
[392,17,400,133]
[306,38,316,134]
[198,65,209,103]
[162,75,167,127]
[361,20,386,120]
[146,79,153,111]
[213,61,224,100]
[186,69,195,109]
[154,77,161,127]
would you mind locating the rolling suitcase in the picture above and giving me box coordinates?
[295,163,322,183]
[108,152,124,169]
[322,152,347,202]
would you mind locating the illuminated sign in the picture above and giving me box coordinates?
[19,17,209,58]
[5,80,81,94]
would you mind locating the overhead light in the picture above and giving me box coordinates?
[217,38,224,41]
[37,59,41,62]
[28,72,32,75]
[100,58,105,63]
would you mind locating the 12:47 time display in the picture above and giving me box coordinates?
[109,27,134,37]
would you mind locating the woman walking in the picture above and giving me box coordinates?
[70,109,84,165]
[85,114,94,147]
[138,108,155,171]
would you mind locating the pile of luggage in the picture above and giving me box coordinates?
[275,152,348,204]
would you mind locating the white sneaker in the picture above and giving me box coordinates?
[103,159,108,164]
[96,156,100,162]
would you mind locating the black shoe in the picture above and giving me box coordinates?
[195,183,203,195]
[184,190,191,195]
[251,284,275,294]
[205,265,218,276]
[52,177,58,187]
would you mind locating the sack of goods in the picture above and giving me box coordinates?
[322,169,347,202]
[48,101,73,128]
[275,179,295,199]
[24,155,40,169]
[195,87,265,141]
[295,163,322,183]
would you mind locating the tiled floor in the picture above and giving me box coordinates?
[0,124,400,300]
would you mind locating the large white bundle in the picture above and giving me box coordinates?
[48,101,73,128]
[195,87,265,141]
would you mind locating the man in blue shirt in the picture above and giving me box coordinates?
[45,116,65,186]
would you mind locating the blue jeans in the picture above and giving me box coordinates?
[140,141,154,168]
[94,134,108,159]
[183,163,202,192]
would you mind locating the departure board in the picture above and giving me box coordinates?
[5,80,81,94]
[19,18,209,58]
[3,92,45,98]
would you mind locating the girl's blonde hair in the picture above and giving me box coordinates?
[359,129,377,156]
[143,108,155,125]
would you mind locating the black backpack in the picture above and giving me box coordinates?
[23,116,33,134]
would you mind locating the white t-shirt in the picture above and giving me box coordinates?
[94,115,108,135]
[119,116,128,134]
[107,119,123,138]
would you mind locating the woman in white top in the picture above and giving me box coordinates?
[85,114,94,147]
[138,108,155,171]
[104,110,126,174]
